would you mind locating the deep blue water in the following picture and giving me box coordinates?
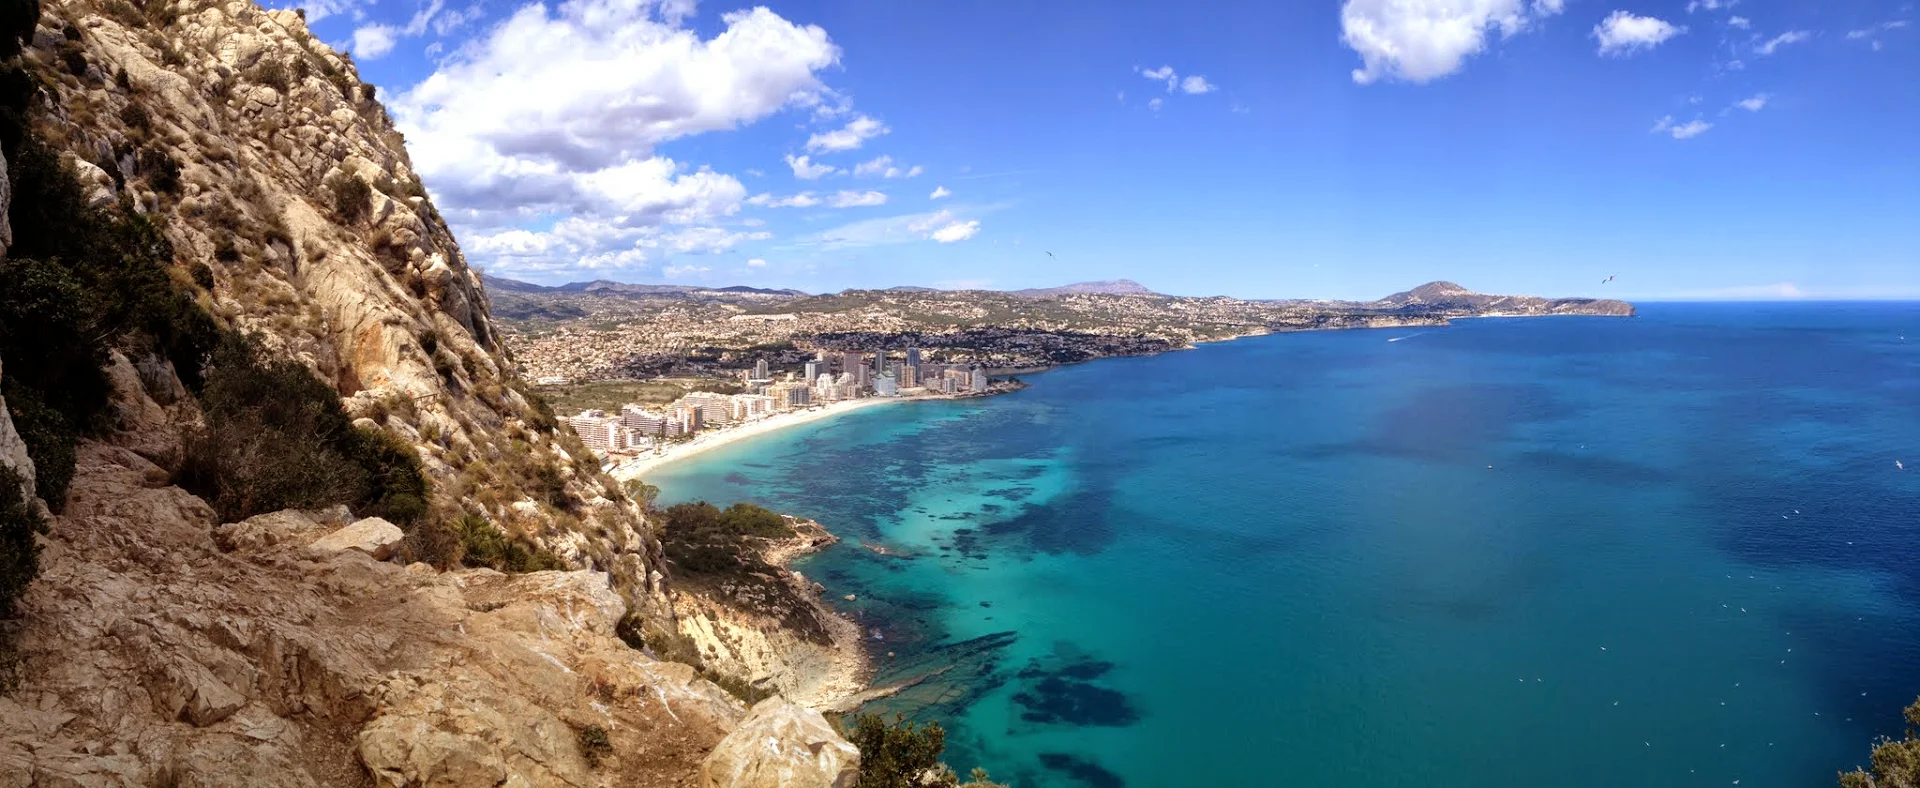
[650,303,1920,788]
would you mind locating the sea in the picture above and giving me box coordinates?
[649,302,1920,788]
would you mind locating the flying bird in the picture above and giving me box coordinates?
[1045,251,1055,259]
[1898,459,1905,471]
[1602,274,1616,284]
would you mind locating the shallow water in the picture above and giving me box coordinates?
[650,303,1920,788]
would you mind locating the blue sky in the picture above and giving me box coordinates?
[284,0,1919,300]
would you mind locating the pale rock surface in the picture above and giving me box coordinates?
[0,357,34,501]
[700,697,860,788]
[308,516,405,560]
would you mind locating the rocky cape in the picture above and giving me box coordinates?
[0,0,861,784]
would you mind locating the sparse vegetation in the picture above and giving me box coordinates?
[0,466,46,692]
[328,173,370,224]
[844,714,1006,788]
[659,501,794,575]
[575,724,612,768]
[455,514,564,573]
[176,334,429,527]
[251,58,290,92]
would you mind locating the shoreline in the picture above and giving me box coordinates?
[609,397,901,481]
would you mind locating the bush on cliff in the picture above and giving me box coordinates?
[455,514,563,572]
[0,465,45,692]
[657,501,793,575]
[177,334,429,527]
[1,127,218,508]
[844,714,1005,788]
[1840,697,1920,787]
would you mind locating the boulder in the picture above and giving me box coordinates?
[308,517,404,560]
[699,697,859,788]
[215,509,324,552]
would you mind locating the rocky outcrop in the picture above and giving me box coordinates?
[24,0,674,627]
[0,438,752,785]
[1371,281,1636,317]
[308,517,404,560]
[672,519,869,710]
[0,357,34,501]
[699,697,860,788]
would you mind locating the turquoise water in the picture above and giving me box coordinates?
[650,303,1920,788]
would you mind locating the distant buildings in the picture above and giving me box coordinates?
[874,372,899,397]
[753,358,770,380]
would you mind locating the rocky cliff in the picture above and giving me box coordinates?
[0,0,859,784]
[1371,280,1637,317]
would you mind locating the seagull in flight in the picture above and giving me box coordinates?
[1045,251,1055,259]
[1602,274,1616,284]
[1898,459,1906,471]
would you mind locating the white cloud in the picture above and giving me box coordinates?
[785,154,838,180]
[1846,20,1909,42]
[1755,30,1811,55]
[929,185,951,200]
[1340,0,1565,84]
[852,155,923,179]
[1651,115,1712,139]
[393,1,841,275]
[806,115,888,152]
[1735,93,1768,111]
[827,190,888,208]
[813,209,984,248]
[1593,11,1684,56]
[1147,97,1164,112]
[1180,75,1216,94]
[352,24,398,58]
[1728,16,1750,29]
[747,258,767,267]
[748,191,822,208]
[1685,0,1737,11]
[662,264,711,278]
[1138,65,1177,91]
[929,220,980,243]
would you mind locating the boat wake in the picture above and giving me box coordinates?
[1387,332,1428,343]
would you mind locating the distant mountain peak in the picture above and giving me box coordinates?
[1009,279,1158,298]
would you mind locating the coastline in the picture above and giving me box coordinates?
[610,397,900,481]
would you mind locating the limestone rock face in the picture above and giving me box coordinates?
[308,516,405,560]
[29,0,674,628]
[700,697,861,788]
[0,357,35,501]
[1,439,754,786]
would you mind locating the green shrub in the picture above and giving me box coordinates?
[846,715,951,788]
[456,514,564,573]
[1841,697,1920,787]
[177,335,429,526]
[575,724,611,768]
[251,58,289,92]
[329,174,370,224]
[1,387,75,506]
[0,465,45,694]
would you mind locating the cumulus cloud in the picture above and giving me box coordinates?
[1734,93,1768,111]
[929,220,980,243]
[785,154,837,180]
[806,115,888,152]
[1147,97,1164,113]
[1180,75,1216,94]
[352,24,398,58]
[1651,115,1712,139]
[1728,15,1750,29]
[1755,30,1811,55]
[929,185,951,200]
[747,258,768,267]
[1593,11,1683,56]
[392,0,841,274]
[1685,0,1737,12]
[852,155,923,179]
[827,190,888,208]
[1340,0,1565,84]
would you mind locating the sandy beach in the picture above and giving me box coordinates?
[609,397,901,481]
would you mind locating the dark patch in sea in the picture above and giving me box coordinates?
[1037,753,1126,788]
[1010,654,1139,727]
[1512,450,1667,485]
[722,472,753,485]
